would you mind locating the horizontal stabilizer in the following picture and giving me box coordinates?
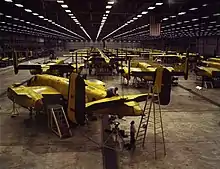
[110,57,126,62]
[49,64,75,72]
[17,64,42,70]
[131,71,155,77]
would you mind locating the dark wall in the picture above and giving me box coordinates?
[142,36,220,56]
[141,37,196,53]
[0,33,65,51]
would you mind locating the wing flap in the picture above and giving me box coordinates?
[86,93,152,112]
[94,101,143,116]
[49,64,75,72]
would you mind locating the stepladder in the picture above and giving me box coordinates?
[47,104,72,139]
[135,85,166,159]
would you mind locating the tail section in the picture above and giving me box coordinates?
[172,55,189,80]
[184,57,189,80]
[12,50,18,74]
[154,67,172,105]
[67,72,86,125]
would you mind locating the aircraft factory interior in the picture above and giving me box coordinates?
[1,0,220,168]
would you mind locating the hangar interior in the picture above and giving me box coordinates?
[1,0,220,169]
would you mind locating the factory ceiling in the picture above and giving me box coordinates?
[0,0,219,42]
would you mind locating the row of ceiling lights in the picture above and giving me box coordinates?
[119,21,220,40]
[115,30,149,39]
[0,25,57,38]
[162,15,220,30]
[162,31,219,38]
[121,26,220,40]
[3,0,84,40]
[113,25,149,39]
[0,22,72,39]
[121,25,219,40]
[0,12,78,40]
[161,4,208,22]
[96,1,115,41]
[114,2,216,40]
[56,0,91,40]
[101,1,163,40]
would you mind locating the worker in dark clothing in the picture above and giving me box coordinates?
[106,87,118,97]
[130,121,136,150]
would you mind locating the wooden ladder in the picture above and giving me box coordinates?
[48,104,72,139]
[135,86,166,159]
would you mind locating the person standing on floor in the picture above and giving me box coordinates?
[130,121,136,150]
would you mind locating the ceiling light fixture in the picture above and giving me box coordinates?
[6,15,12,18]
[178,12,186,15]
[148,6,155,10]
[4,0,13,2]
[213,13,220,16]
[57,0,64,3]
[32,13,39,16]
[15,4,23,7]
[137,15,142,18]
[156,2,163,6]
[163,18,168,21]
[106,5,112,9]
[38,16,44,19]
[202,16,209,19]
[65,10,71,13]
[108,1,114,5]
[189,8,198,11]
[192,18,198,21]
[25,9,32,12]
[142,11,148,15]
[61,4,68,8]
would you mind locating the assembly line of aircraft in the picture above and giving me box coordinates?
[8,46,220,128]
[7,47,177,126]
[196,56,220,81]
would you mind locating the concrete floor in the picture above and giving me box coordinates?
[1,57,220,169]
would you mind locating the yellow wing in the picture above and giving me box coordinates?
[86,93,151,112]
